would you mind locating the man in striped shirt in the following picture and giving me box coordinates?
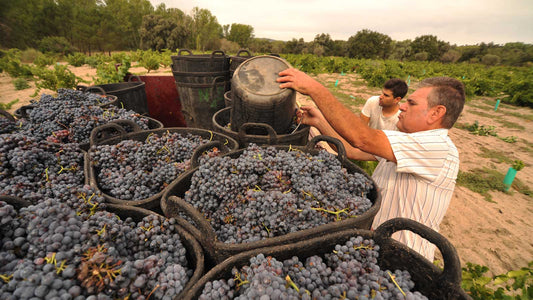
[277,70,465,262]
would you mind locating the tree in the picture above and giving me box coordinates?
[346,29,392,59]
[284,38,306,54]
[389,40,412,61]
[440,49,462,63]
[410,35,449,61]
[140,5,190,51]
[227,23,254,48]
[190,7,222,51]
[312,33,335,56]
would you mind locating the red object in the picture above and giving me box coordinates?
[132,75,187,127]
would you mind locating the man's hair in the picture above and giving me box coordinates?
[419,77,465,128]
[384,78,408,99]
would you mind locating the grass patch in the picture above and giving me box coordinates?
[495,118,525,130]
[457,168,507,202]
[478,147,515,164]
[457,167,532,202]
[519,139,533,154]
[0,99,20,110]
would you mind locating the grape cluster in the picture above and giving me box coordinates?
[185,144,374,244]
[0,117,19,134]
[17,88,151,144]
[0,185,194,300]
[200,236,428,300]
[90,131,224,201]
[0,133,85,204]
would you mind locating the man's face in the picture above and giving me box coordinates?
[396,87,432,133]
[379,89,398,108]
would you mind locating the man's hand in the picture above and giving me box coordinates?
[277,68,321,96]
[297,106,326,128]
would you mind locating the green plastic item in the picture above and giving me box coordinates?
[503,167,517,191]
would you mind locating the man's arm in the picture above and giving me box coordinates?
[300,106,376,161]
[278,68,396,162]
[359,113,370,126]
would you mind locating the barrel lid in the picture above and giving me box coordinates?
[232,55,292,96]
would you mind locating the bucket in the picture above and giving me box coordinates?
[213,106,309,148]
[176,76,229,130]
[128,75,187,127]
[87,127,239,212]
[182,218,469,300]
[161,135,381,264]
[82,76,149,115]
[171,49,230,73]
[231,55,296,135]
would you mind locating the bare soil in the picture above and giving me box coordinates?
[1,65,532,277]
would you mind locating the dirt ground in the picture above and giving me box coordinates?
[1,65,532,277]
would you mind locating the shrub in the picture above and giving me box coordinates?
[67,52,87,67]
[38,36,75,55]
[20,48,41,63]
[33,53,57,67]
[13,78,30,90]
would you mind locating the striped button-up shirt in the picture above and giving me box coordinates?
[371,129,460,262]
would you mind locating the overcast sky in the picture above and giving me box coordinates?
[148,0,533,46]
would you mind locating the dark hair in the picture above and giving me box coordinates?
[384,78,408,99]
[419,77,465,128]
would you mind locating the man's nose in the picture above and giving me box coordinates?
[399,102,407,111]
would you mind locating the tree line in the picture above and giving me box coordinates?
[0,0,532,66]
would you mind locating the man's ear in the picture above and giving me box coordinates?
[394,97,402,104]
[429,105,446,124]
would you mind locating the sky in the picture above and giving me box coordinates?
[148,0,533,46]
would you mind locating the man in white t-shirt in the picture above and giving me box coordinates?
[277,70,465,262]
[360,78,408,131]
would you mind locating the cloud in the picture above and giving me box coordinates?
[149,0,533,44]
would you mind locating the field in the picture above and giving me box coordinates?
[1,63,532,279]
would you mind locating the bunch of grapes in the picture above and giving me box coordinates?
[0,185,194,300]
[17,88,152,144]
[89,131,224,201]
[0,133,85,204]
[200,236,428,300]
[184,144,374,244]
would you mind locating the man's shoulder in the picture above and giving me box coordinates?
[366,95,380,103]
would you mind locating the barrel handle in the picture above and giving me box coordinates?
[127,75,142,83]
[85,86,107,96]
[108,119,141,132]
[76,84,87,91]
[236,49,252,57]
[210,50,226,57]
[178,49,193,56]
[15,104,35,119]
[238,123,279,145]
[306,135,347,162]
[269,53,281,57]
[89,122,128,146]
[374,217,463,285]
[0,109,16,122]
[190,140,223,169]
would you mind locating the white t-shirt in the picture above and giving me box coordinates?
[361,96,400,131]
[371,129,460,262]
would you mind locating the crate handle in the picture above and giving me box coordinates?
[211,50,226,57]
[374,217,462,285]
[190,140,223,169]
[178,49,193,56]
[0,109,16,122]
[235,49,252,57]
[89,122,128,146]
[238,123,279,145]
[85,86,107,96]
[306,135,347,162]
